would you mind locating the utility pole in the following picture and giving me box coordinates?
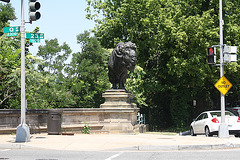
[16,0,30,142]
[218,0,229,138]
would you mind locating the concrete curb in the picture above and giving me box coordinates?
[1,143,240,151]
[0,143,51,151]
[106,143,240,151]
[0,143,34,150]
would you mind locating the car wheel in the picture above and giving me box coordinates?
[235,134,240,138]
[205,126,212,137]
[190,127,196,136]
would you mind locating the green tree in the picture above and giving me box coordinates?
[0,2,34,108]
[37,38,71,76]
[26,68,76,109]
[26,38,75,108]
[125,65,147,107]
[66,31,110,108]
[0,3,16,36]
[0,35,21,108]
[86,0,240,130]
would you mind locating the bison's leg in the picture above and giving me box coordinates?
[119,82,125,89]
[119,71,127,89]
[108,68,118,89]
[112,83,117,89]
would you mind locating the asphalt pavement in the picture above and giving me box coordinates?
[1,132,240,151]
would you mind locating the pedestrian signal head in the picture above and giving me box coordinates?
[207,47,216,56]
[207,47,216,64]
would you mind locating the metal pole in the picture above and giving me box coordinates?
[16,0,30,142]
[20,0,26,125]
[218,0,229,138]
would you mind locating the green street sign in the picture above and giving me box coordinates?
[3,26,20,33]
[29,39,40,43]
[26,33,44,39]
[7,33,17,37]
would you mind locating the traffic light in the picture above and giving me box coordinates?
[0,0,10,3]
[207,47,216,64]
[28,0,41,23]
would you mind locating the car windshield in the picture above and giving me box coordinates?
[210,111,234,117]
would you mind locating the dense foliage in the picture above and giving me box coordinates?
[0,35,21,108]
[66,31,110,108]
[0,3,18,108]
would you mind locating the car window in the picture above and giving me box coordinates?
[196,113,208,121]
[225,111,234,116]
[196,114,203,121]
[210,112,221,117]
[202,113,208,119]
[210,111,234,117]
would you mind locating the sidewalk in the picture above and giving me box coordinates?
[1,133,240,151]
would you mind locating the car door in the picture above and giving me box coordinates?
[193,113,208,134]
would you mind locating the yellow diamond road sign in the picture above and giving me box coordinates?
[214,75,232,95]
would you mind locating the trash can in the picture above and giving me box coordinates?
[47,109,62,135]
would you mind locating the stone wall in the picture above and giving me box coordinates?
[0,90,147,134]
[0,109,48,129]
[0,108,141,134]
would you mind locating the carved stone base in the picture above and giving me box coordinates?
[100,89,137,108]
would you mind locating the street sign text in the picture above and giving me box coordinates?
[3,26,20,33]
[214,75,232,95]
[29,39,40,43]
[26,33,44,39]
[7,33,17,37]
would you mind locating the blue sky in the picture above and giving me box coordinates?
[8,0,95,55]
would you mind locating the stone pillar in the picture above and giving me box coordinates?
[99,89,140,133]
[100,89,137,108]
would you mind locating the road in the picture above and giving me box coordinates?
[1,148,240,160]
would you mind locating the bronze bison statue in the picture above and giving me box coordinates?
[108,41,137,89]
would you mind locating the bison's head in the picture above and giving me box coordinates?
[115,42,137,72]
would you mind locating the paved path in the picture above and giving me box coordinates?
[1,133,240,151]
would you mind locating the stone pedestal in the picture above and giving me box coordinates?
[100,89,137,108]
[98,89,139,133]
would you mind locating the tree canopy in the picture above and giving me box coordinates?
[66,31,110,108]
[0,3,16,36]
[0,3,18,108]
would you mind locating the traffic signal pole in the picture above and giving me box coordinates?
[218,0,229,138]
[16,0,30,142]
[20,0,26,129]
